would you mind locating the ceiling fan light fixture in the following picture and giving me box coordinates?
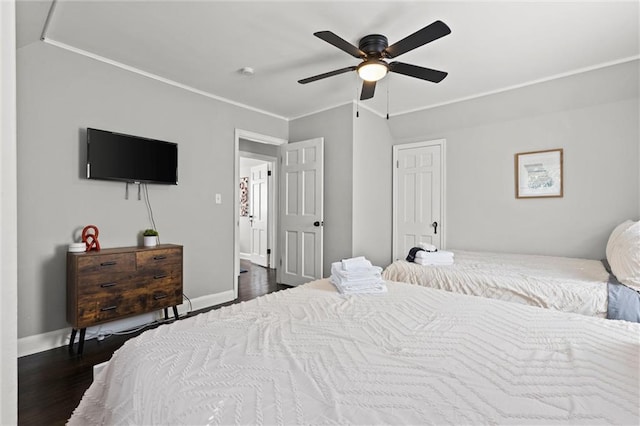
[357,60,388,82]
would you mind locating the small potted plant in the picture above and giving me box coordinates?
[143,229,159,247]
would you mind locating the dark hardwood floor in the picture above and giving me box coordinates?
[18,260,288,426]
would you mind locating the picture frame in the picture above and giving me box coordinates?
[515,148,563,198]
[239,177,249,216]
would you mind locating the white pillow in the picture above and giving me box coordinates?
[606,220,633,262]
[607,220,640,291]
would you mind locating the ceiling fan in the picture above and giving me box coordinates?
[298,20,451,101]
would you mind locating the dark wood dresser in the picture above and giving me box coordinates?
[66,244,183,354]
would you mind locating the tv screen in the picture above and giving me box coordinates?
[87,128,178,185]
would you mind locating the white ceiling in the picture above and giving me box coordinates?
[17,1,640,120]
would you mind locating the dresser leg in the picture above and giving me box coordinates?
[69,327,87,355]
[172,306,179,320]
[77,328,87,355]
[69,328,78,351]
[164,307,169,320]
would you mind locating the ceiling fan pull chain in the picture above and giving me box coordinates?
[386,80,390,120]
[355,80,360,118]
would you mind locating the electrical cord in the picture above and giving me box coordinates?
[76,307,192,343]
[143,183,159,242]
[183,293,193,313]
[86,294,193,342]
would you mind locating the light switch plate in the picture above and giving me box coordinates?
[215,193,222,204]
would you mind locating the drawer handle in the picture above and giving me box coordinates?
[154,274,167,279]
[100,306,117,312]
[100,261,117,267]
[100,282,117,288]
[153,256,166,260]
[153,294,168,300]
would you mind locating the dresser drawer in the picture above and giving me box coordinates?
[147,280,183,310]
[136,266,182,286]
[77,272,136,297]
[75,293,148,328]
[137,248,182,270]
[77,253,136,275]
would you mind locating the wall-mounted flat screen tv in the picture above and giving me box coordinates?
[87,128,178,185]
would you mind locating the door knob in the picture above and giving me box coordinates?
[313,221,323,227]
[432,221,438,234]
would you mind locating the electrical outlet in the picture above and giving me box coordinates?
[215,193,222,204]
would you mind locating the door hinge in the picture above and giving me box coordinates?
[267,249,271,254]
[396,160,399,168]
[279,258,282,266]
[267,170,272,176]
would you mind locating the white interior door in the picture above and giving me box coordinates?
[393,140,445,260]
[278,138,324,286]
[250,163,269,267]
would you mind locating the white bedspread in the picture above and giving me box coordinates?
[383,250,609,317]
[69,279,639,425]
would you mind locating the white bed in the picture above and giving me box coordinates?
[69,279,639,425]
[383,250,610,317]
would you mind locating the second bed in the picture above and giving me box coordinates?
[382,250,610,317]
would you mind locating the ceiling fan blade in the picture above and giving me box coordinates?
[389,62,448,83]
[298,66,357,84]
[314,31,366,59]
[384,20,451,58]
[360,80,376,100]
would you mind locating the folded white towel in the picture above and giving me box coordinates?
[331,272,383,286]
[332,273,371,286]
[330,256,387,294]
[331,262,382,279]
[330,275,388,294]
[415,250,454,260]
[417,242,438,252]
[341,256,373,271]
[415,257,454,266]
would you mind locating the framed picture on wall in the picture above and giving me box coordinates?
[515,148,563,198]
[239,177,249,216]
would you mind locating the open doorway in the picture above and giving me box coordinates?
[234,130,286,298]
[239,155,275,268]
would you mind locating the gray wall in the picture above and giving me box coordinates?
[289,104,354,276]
[352,106,394,266]
[390,61,640,259]
[17,42,287,338]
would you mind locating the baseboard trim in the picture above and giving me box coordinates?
[18,328,70,358]
[180,289,235,314]
[239,252,251,260]
[18,289,236,357]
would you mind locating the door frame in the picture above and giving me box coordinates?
[392,139,447,260]
[234,129,286,298]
